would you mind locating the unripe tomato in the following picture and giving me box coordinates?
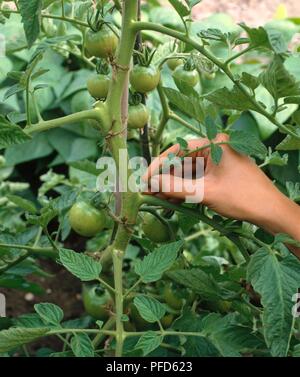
[71,90,94,113]
[69,201,107,237]
[87,74,110,99]
[128,103,149,129]
[82,283,112,320]
[130,65,160,93]
[172,65,199,88]
[167,58,183,71]
[141,213,173,243]
[163,282,195,310]
[85,26,118,59]
[202,71,216,80]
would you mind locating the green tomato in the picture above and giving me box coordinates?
[202,71,216,80]
[163,282,195,310]
[87,74,110,99]
[128,103,149,129]
[82,283,112,320]
[85,26,118,59]
[141,213,173,243]
[69,201,107,237]
[167,58,183,71]
[172,65,199,88]
[130,65,160,93]
[71,90,94,113]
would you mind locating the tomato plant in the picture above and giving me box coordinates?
[0,0,300,360]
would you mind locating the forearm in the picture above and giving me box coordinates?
[257,190,300,257]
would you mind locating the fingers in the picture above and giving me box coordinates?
[149,174,204,203]
[143,144,181,182]
[143,138,210,184]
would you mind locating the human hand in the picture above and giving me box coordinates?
[144,134,300,254]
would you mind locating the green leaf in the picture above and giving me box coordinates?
[262,149,288,167]
[206,85,257,112]
[286,181,300,202]
[3,83,25,101]
[240,72,259,91]
[163,87,204,123]
[34,303,64,326]
[210,143,223,165]
[259,56,300,100]
[133,295,166,323]
[0,327,49,352]
[134,331,164,356]
[176,137,188,150]
[201,313,263,356]
[168,0,190,17]
[0,116,31,149]
[229,130,267,158]
[205,116,218,140]
[59,248,102,281]
[239,23,287,53]
[19,0,42,48]
[69,160,99,176]
[70,333,94,357]
[6,194,37,214]
[266,28,288,54]
[166,269,228,300]
[276,133,300,151]
[247,248,300,356]
[134,240,183,283]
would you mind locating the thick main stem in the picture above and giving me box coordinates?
[104,0,140,357]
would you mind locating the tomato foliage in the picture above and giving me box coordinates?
[0,0,300,358]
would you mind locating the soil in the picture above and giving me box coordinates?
[2,258,84,353]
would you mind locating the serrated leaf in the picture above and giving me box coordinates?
[34,303,64,326]
[134,240,183,283]
[0,116,31,149]
[205,116,218,140]
[169,0,190,17]
[163,87,204,123]
[70,333,94,357]
[206,85,257,112]
[135,331,163,356]
[247,248,300,356]
[166,269,227,300]
[210,143,223,165]
[19,0,42,48]
[6,194,37,214]
[276,134,300,151]
[286,181,300,202]
[0,327,49,352]
[259,56,300,100]
[229,130,267,158]
[133,295,166,323]
[240,72,259,91]
[239,23,287,53]
[3,84,25,101]
[59,248,102,281]
[70,160,99,176]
